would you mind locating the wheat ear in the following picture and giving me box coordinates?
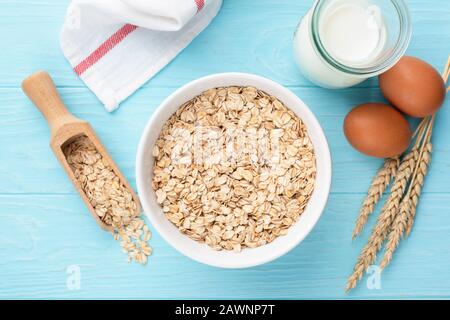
[345,149,419,292]
[352,157,400,239]
[379,197,412,269]
[405,141,432,236]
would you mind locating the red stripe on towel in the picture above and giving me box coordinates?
[195,0,205,12]
[74,24,138,76]
[74,0,204,76]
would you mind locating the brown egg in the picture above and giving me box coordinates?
[379,56,446,117]
[344,103,412,158]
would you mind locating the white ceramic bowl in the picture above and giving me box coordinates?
[136,73,332,268]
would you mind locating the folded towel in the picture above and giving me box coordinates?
[61,0,222,111]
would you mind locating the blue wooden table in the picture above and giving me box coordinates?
[0,0,449,299]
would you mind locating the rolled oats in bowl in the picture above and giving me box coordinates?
[151,86,316,252]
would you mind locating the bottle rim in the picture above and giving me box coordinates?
[310,0,412,76]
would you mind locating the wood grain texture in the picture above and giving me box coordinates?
[0,0,449,88]
[0,0,449,299]
[1,193,450,299]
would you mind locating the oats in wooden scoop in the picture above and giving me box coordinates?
[64,136,152,264]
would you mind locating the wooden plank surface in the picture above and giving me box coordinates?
[1,193,450,299]
[0,0,449,88]
[0,0,449,299]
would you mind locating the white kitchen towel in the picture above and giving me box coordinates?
[60,0,222,112]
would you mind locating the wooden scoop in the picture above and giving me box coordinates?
[22,71,141,232]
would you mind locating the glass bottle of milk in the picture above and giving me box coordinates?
[293,0,412,88]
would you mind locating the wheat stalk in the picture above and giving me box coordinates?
[444,55,450,82]
[352,157,400,239]
[380,62,444,256]
[380,117,433,269]
[402,60,447,236]
[351,118,428,240]
[346,57,447,292]
[444,55,450,91]
[374,63,444,274]
[345,149,419,292]
[346,120,431,290]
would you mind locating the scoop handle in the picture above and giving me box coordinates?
[22,71,80,132]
